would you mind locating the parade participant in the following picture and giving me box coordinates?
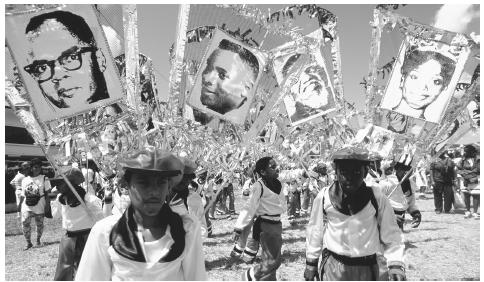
[234,156,286,281]
[105,177,131,217]
[52,167,109,280]
[456,145,480,219]
[414,156,429,199]
[304,147,406,281]
[198,172,213,237]
[378,162,422,230]
[10,161,30,218]
[430,151,456,214]
[75,147,207,280]
[209,175,231,219]
[18,158,51,250]
[287,179,300,224]
[231,172,260,264]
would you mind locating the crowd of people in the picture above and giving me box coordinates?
[8,143,479,281]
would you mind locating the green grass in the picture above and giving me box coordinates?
[4,192,480,281]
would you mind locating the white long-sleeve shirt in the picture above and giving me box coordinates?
[235,180,286,231]
[75,213,207,281]
[306,184,405,266]
[51,193,107,232]
[378,174,418,213]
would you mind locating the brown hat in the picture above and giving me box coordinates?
[119,147,183,178]
[59,167,85,186]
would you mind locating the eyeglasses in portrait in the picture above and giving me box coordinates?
[5,5,124,122]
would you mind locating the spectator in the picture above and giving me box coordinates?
[10,162,31,218]
[430,152,456,214]
[456,145,480,219]
[19,158,52,250]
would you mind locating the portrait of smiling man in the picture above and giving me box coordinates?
[6,6,124,122]
[188,30,262,125]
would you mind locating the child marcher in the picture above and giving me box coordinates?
[19,158,52,250]
[75,147,207,280]
[305,147,406,281]
[234,156,286,280]
[52,167,109,280]
[378,161,422,230]
[231,172,260,264]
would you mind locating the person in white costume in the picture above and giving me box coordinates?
[52,167,109,280]
[304,147,406,281]
[234,156,286,281]
[378,161,422,231]
[75,147,207,280]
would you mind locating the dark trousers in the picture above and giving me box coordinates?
[287,190,301,217]
[252,221,282,281]
[433,182,453,212]
[319,249,379,281]
[226,184,235,212]
[204,196,212,235]
[463,192,480,213]
[301,188,310,211]
[54,230,90,281]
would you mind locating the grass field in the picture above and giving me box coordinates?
[4,191,480,281]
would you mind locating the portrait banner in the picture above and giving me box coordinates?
[186,28,266,125]
[5,4,125,123]
[379,35,471,124]
[366,7,478,146]
[171,5,339,133]
[272,39,337,126]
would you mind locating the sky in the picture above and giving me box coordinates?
[134,4,480,111]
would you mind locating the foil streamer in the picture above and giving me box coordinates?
[329,30,345,112]
[365,8,384,122]
[122,5,141,113]
[169,4,191,116]
[165,4,346,174]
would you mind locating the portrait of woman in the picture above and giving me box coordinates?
[380,38,469,124]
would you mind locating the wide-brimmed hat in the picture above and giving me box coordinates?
[331,146,377,162]
[118,147,183,177]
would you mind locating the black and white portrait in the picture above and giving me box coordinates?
[380,36,470,125]
[187,29,264,125]
[6,5,124,122]
[274,50,336,126]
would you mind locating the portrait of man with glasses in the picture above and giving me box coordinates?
[6,6,124,122]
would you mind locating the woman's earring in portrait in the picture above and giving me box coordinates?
[96,50,107,73]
